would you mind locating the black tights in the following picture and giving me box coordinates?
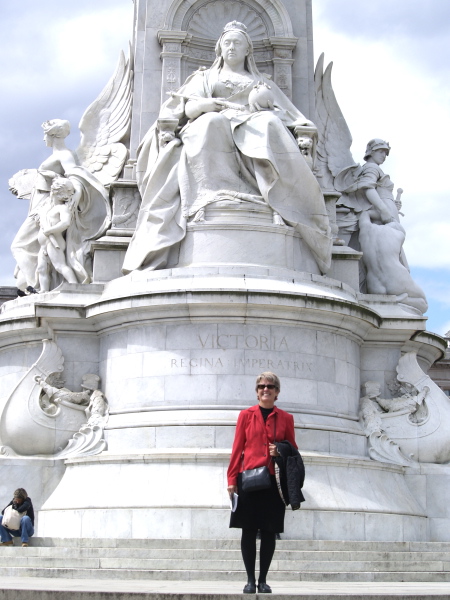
[241,528,276,584]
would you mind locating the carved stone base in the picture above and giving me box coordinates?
[39,451,427,541]
[174,220,320,274]
[0,262,444,541]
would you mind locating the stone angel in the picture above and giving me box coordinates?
[314,55,427,314]
[10,49,133,294]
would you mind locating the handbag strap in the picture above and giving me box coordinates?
[265,413,276,468]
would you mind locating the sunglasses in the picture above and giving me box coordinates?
[257,384,277,390]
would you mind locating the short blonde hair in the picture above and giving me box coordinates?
[255,372,280,392]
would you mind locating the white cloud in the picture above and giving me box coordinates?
[53,9,133,80]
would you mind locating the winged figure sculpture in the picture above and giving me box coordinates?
[314,54,427,313]
[10,48,134,293]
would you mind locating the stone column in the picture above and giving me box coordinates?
[157,30,191,105]
[269,36,298,100]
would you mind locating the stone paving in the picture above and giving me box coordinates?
[1,578,450,598]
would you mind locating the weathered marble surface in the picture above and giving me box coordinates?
[0,267,444,540]
[39,450,427,540]
[123,21,331,276]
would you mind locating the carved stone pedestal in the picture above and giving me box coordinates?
[174,203,320,274]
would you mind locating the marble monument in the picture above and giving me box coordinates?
[0,0,449,543]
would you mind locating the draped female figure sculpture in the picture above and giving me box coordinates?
[123,21,332,275]
[9,51,133,293]
[10,120,110,293]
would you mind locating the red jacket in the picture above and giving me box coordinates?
[227,404,297,486]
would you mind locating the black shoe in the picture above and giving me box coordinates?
[276,533,281,540]
[257,582,272,593]
[243,582,256,594]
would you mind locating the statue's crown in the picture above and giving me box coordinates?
[223,21,247,34]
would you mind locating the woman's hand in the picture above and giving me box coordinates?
[227,485,237,497]
[269,443,279,457]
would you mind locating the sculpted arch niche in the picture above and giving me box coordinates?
[158,0,298,105]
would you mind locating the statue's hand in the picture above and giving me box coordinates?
[185,98,223,120]
[250,101,268,113]
[202,99,224,112]
[406,398,420,411]
[37,169,59,180]
[379,206,394,224]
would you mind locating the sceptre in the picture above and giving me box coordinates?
[167,91,246,112]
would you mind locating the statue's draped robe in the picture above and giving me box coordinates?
[11,166,110,288]
[123,68,332,274]
[335,162,427,312]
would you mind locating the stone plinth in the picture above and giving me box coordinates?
[0,269,443,541]
[39,451,427,541]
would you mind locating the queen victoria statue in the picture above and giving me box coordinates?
[123,21,332,275]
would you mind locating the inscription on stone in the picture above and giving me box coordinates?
[198,334,289,350]
[168,334,314,372]
[170,356,313,372]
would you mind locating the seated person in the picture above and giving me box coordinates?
[0,488,34,547]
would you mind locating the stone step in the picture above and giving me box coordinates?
[2,538,450,584]
[30,537,450,551]
[8,546,450,562]
[2,566,450,583]
[1,555,449,573]
[2,578,450,600]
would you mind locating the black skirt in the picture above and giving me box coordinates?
[230,473,286,533]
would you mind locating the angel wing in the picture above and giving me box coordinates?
[77,45,134,186]
[314,53,356,191]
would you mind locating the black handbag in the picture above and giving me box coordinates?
[241,465,271,492]
[241,414,276,493]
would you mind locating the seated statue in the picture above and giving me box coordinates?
[123,21,332,275]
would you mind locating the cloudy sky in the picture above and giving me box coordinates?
[1,0,449,335]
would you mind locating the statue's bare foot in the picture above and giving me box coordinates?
[273,212,287,226]
[192,209,205,222]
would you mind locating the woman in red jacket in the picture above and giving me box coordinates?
[227,372,297,594]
